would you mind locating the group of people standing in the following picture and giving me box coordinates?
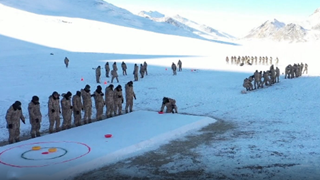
[5,81,136,144]
[94,61,149,84]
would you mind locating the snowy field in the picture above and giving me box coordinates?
[1,0,320,179]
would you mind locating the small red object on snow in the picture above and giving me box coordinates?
[104,81,107,84]
[105,134,112,138]
[81,78,84,81]
[158,111,164,114]
[42,152,49,155]
[165,68,167,70]
[191,69,193,72]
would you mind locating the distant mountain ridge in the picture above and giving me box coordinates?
[244,8,320,42]
[138,11,235,41]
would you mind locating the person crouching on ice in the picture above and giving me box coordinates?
[160,97,178,113]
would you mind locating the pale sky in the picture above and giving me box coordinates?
[104,0,320,37]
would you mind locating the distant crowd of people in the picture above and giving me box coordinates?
[226,56,279,66]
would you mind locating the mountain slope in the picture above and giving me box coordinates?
[244,8,320,42]
[0,0,236,45]
[138,11,235,41]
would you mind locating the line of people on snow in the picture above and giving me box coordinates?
[5,81,136,144]
[243,65,280,91]
[285,63,308,79]
[226,56,279,66]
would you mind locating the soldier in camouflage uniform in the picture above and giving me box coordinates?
[105,84,114,118]
[125,81,136,113]
[253,70,261,89]
[48,91,61,133]
[133,64,139,81]
[105,62,110,78]
[28,96,41,138]
[121,61,127,75]
[112,62,118,71]
[285,65,291,79]
[160,97,178,113]
[113,85,124,116]
[64,57,69,68]
[61,91,73,130]
[93,85,105,120]
[262,71,271,87]
[275,57,279,65]
[270,65,276,84]
[226,56,229,64]
[275,67,280,83]
[144,61,148,75]
[81,85,92,124]
[303,63,308,74]
[72,91,83,126]
[171,62,177,75]
[95,65,101,83]
[178,60,182,71]
[140,64,145,78]
[243,77,253,91]
[111,68,119,83]
[6,101,25,144]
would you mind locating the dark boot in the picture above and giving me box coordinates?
[15,138,20,142]
[36,132,41,137]
[31,134,36,138]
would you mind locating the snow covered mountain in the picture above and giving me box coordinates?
[0,0,235,45]
[138,11,235,41]
[244,8,320,42]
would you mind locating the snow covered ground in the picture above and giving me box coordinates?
[1,0,320,179]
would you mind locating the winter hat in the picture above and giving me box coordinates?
[97,85,102,90]
[32,96,39,102]
[66,91,72,97]
[76,91,81,96]
[14,101,21,106]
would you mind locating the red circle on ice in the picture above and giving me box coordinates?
[158,111,164,114]
[42,152,49,155]
[0,141,91,168]
[104,134,112,138]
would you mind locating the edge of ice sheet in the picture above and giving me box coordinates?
[55,116,216,180]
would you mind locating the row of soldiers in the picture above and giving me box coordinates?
[243,65,280,91]
[95,61,149,84]
[285,63,308,79]
[226,56,279,66]
[5,81,136,144]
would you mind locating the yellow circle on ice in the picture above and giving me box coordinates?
[32,146,41,151]
[48,148,57,153]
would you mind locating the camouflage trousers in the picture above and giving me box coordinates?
[134,74,138,81]
[49,113,60,133]
[30,119,41,138]
[114,102,122,115]
[73,110,82,126]
[8,123,20,144]
[111,76,119,83]
[96,75,100,83]
[106,102,114,118]
[173,70,177,75]
[123,70,127,75]
[83,105,92,123]
[106,70,110,77]
[140,71,144,78]
[62,112,72,130]
[96,103,104,120]
[125,98,133,113]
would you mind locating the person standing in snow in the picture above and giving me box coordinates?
[171,62,177,75]
[6,101,25,144]
[303,63,308,74]
[93,85,105,121]
[121,61,127,75]
[28,96,41,138]
[48,91,61,133]
[178,60,182,71]
[112,62,118,71]
[105,62,110,78]
[113,85,124,116]
[140,64,145,78]
[125,81,136,113]
[160,97,178,114]
[72,91,83,126]
[95,65,101,83]
[61,91,73,130]
[81,84,92,124]
[133,64,139,81]
[143,61,148,76]
[105,84,114,118]
[111,69,119,83]
[275,67,280,83]
[64,57,69,68]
